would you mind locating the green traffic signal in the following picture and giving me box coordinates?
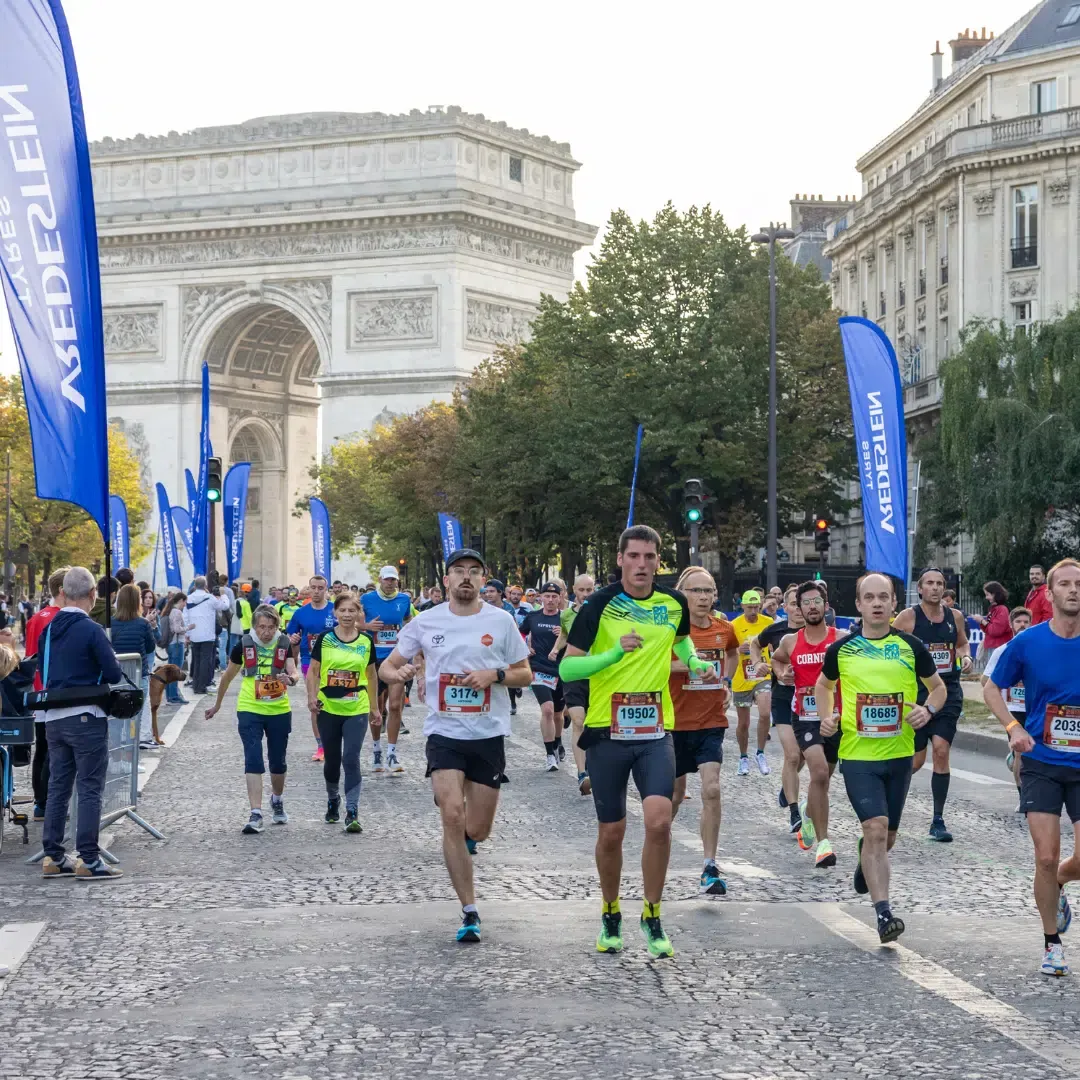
[207,488,221,503]
[686,507,703,523]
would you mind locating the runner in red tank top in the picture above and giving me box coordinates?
[771,580,841,868]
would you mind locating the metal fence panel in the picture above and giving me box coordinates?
[100,653,142,825]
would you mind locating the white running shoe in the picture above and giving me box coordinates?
[737,756,750,777]
[387,749,405,775]
[1042,942,1069,976]
[545,753,559,773]
[755,750,771,776]
[372,749,387,774]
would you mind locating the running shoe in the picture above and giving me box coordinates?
[700,863,727,896]
[311,746,324,762]
[510,702,517,716]
[325,797,341,824]
[545,753,559,773]
[343,810,362,834]
[798,802,816,846]
[640,915,674,958]
[928,817,953,843]
[557,742,566,763]
[789,808,803,836]
[1042,942,1070,976]
[737,756,750,777]
[1058,887,1073,935]
[578,772,592,796]
[755,750,771,776]
[596,912,623,953]
[777,789,789,809]
[853,835,869,895]
[387,749,404,774]
[563,715,571,730]
[457,910,481,943]
[877,910,905,944]
[404,697,411,708]
[270,798,288,825]
[74,857,123,880]
[815,839,837,868]
[242,811,264,834]
[465,835,478,856]
[372,749,386,774]
[400,725,410,735]
[41,854,76,878]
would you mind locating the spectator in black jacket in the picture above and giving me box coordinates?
[40,566,124,880]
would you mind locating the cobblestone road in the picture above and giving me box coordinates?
[1,687,1077,1080]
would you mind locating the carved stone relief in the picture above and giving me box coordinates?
[899,222,915,241]
[861,251,876,268]
[275,278,331,339]
[1009,277,1038,298]
[883,238,895,257]
[973,190,996,216]
[916,302,927,324]
[1049,178,1071,206]
[897,314,907,335]
[465,292,537,347]
[103,306,162,357]
[347,289,436,348]
[938,291,949,314]
[182,283,243,337]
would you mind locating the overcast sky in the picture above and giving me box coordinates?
[0,0,1028,374]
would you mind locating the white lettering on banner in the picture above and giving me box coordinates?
[230,497,243,567]
[0,85,86,412]
[866,391,894,535]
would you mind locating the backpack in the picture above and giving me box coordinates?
[241,633,290,677]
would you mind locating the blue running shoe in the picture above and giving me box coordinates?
[465,835,478,856]
[700,862,727,896]
[1059,888,1072,935]
[928,818,953,843]
[778,788,789,809]
[457,910,481,943]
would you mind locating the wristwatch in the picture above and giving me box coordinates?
[496,668,506,684]
[926,702,938,717]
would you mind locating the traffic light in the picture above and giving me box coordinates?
[206,457,223,503]
[684,478,706,524]
[814,517,831,553]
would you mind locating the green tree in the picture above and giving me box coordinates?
[922,312,1080,597]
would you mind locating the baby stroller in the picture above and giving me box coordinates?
[0,657,36,851]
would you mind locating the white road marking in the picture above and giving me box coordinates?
[136,695,202,791]
[948,766,1012,787]
[0,922,46,995]
[808,903,1080,1072]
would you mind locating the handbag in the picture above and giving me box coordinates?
[23,621,145,720]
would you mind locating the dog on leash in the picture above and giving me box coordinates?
[149,663,186,744]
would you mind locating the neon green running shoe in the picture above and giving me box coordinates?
[596,911,623,953]
[798,800,816,846]
[639,915,674,958]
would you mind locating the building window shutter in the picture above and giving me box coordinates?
[1058,75,1070,109]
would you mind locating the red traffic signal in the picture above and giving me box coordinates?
[814,518,828,532]
[814,517,831,553]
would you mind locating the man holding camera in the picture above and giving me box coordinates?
[38,567,124,880]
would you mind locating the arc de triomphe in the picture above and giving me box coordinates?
[96,107,596,585]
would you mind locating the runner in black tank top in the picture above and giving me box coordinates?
[893,567,973,843]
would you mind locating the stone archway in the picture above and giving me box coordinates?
[201,301,322,587]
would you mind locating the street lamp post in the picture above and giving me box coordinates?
[751,223,795,589]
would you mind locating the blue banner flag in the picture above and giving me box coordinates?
[156,484,181,590]
[310,497,330,578]
[437,513,463,562]
[626,424,645,529]
[838,317,908,582]
[0,1,109,538]
[185,468,197,518]
[108,494,129,570]
[191,363,211,575]
[171,506,193,563]
[223,463,251,582]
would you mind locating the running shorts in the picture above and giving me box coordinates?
[733,685,768,709]
[563,679,589,712]
[840,756,913,831]
[531,679,565,712]
[425,734,506,789]
[914,680,963,751]
[1020,756,1080,822]
[376,659,403,700]
[673,727,725,777]
[583,732,675,823]
[792,718,840,765]
[771,683,795,726]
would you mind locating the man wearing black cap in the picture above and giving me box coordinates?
[521,583,566,772]
[379,549,532,944]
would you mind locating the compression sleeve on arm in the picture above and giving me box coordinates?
[559,645,624,682]
[673,635,711,676]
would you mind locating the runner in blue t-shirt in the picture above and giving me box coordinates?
[285,575,338,762]
[986,557,1080,978]
[360,565,416,775]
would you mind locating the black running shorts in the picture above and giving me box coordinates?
[914,680,963,751]
[530,678,565,712]
[792,718,840,765]
[581,731,675,823]
[840,756,913,831]
[563,679,589,712]
[425,734,506,789]
[673,727,725,777]
[1020,756,1080,822]
[771,683,795,726]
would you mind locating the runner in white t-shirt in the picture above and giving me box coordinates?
[379,548,531,943]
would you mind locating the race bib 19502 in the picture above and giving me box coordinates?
[610,691,665,740]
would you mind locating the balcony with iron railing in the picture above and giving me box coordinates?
[917,269,926,297]
[1011,241,1038,268]
[825,105,1080,249]
[940,255,949,286]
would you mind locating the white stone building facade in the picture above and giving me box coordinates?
[95,108,596,586]
[822,2,1080,577]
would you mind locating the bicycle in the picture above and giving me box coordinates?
[0,715,33,854]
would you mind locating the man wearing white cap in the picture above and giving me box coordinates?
[361,565,416,773]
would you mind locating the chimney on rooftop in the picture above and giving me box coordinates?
[949,26,992,67]
[932,40,943,90]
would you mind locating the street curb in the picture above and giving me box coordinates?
[953,726,1008,757]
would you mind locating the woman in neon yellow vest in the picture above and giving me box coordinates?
[206,604,300,835]
[307,593,379,833]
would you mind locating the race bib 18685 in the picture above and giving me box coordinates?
[855,692,902,738]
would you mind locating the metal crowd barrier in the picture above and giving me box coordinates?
[27,652,165,864]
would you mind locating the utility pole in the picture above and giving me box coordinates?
[689,519,701,567]
[3,449,11,606]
